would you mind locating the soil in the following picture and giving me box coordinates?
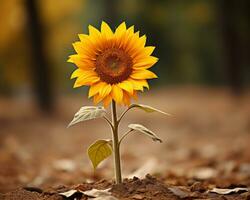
[2,174,250,200]
[0,87,250,199]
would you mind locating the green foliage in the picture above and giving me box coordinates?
[68,106,106,127]
[128,124,162,143]
[129,104,171,115]
[87,139,112,169]
[68,103,169,171]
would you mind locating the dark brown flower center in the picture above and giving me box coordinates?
[95,48,133,84]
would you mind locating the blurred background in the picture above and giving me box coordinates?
[0,0,250,193]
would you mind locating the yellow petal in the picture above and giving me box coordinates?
[93,93,104,105]
[67,54,79,63]
[73,42,96,59]
[142,80,149,89]
[68,55,95,70]
[114,22,126,47]
[99,83,112,98]
[74,72,100,88]
[126,78,142,91]
[118,80,134,94]
[71,69,83,79]
[89,25,101,36]
[124,31,140,53]
[88,25,103,45]
[78,34,100,53]
[74,77,100,88]
[132,46,155,60]
[122,91,131,106]
[78,34,89,42]
[88,82,102,98]
[101,21,113,39]
[133,56,158,69]
[72,42,84,54]
[103,94,112,108]
[129,34,146,50]
[120,26,134,49]
[127,78,149,91]
[144,46,155,56]
[85,26,105,51]
[131,69,157,80]
[127,25,134,34]
[111,84,123,104]
[138,35,147,48]
[115,22,126,37]
[132,91,138,100]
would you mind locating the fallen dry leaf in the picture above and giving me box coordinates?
[83,188,111,197]
[209,187,249,195]
[59,189,79,197]
[59,188,118,199]
[168,186,189,198]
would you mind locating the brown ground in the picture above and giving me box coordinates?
[0,87,250,199]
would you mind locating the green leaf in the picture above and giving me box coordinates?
[68,106,106,127]
[87,139,112,169]
[128,124,162,143]
[129,104,171,116]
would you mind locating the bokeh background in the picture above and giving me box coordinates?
[0,0,250,109]
[0,0,250,193]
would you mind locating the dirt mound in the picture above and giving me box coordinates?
[1,175,249,200]
[1,175,176,200]
[2,188,41,200]
[111,175,177,199]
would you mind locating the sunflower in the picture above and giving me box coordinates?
[68,21,158,107]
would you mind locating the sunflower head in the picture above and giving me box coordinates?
[68,21,158,107]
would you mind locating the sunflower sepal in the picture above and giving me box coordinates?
[87,139,113,169]
[68,106,106,127]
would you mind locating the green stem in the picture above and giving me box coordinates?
[111,100,122,184]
